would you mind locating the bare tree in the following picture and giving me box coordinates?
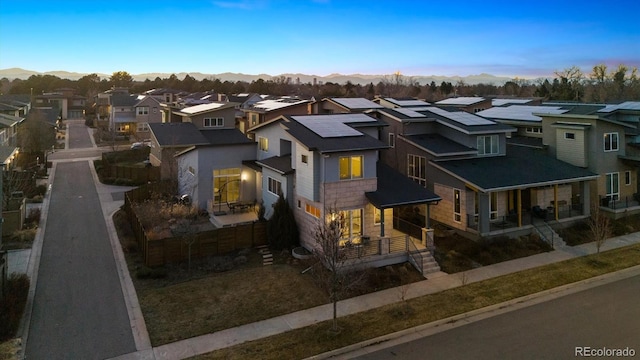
[588,204,611,254]
[171,218,198,272]
[311,207,366,334]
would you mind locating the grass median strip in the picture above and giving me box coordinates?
[192,243,640,360]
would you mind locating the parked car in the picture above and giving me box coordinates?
[131,141,150,150]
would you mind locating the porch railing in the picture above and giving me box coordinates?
[600,195,640,210]
[407,237,423,276]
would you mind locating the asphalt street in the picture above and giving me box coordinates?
[24,124,136,359]
[357,274,640,360]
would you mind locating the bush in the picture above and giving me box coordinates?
[0,274,30,341]
[25,208,41,227]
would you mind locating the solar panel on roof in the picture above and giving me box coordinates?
[293,114,373,138]
[394,108,428,118]
[332,98,383,109]
[436,97,484,106]
[426,107,495,126]
[598,101,640,113]
[477,106,567,122]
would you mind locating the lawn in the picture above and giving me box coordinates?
[193,243,640,360]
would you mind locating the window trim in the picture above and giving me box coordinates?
[477,135,499,155]
[258,137,268,152]
[453,188,461,223]
[267,177,282,196]
[301,154,308,164]
[203,117,224,128]
[407,154,427,187]
[625,170,631,186]
[564,132,576,140]
[604,132,619,152]
[388,133,395,148]
[606,172,620,200]
[305,203,321,218]
[339,155,363,180]
[136,106,149,115]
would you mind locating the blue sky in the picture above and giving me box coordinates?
[1,0,639,78]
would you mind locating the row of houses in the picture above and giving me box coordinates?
[130,90,639,275]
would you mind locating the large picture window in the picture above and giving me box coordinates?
[477,135,499,155]
[339,155,363,180]
[213,168,240,204]
[606,172,619,200]
[604,132,619,152]
[339,209,363,245]
[407,154,427,187]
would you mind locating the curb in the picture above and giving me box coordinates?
[306,264,640,360]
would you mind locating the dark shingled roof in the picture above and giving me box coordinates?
[284,116,388,153]
[149,122,209,147]
[403,134,475,156]
[110,94,138,107]
[199,129,254,146]
[256,155,294,175]
[432,145,598,191]
[506,136,545,148]
[366,163,441,208]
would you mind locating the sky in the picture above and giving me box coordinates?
[1,0,639,79]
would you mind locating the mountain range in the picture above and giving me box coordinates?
[0,67,520,86]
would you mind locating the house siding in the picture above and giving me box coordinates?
[555,127,587,167]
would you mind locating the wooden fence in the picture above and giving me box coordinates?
[107,165,160,183]
[124,183,267,267]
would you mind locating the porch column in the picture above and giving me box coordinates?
[478,192,491,235]
[554,184,559,220]
[380,207,385,238]
[582,181,591,216]
[425,204,431,228]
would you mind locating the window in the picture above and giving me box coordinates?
[407,154,427,187]
[604,132,619,151]
[305,203,321,218]
[454,188,461,222]
[267,177,282,196]
[339,209,363,245]
[490,192,498,220]
[565,132,575,140]
[339,155,363,180]
[526,127,542,134]
[297,200,301,208]
[388,133,395,148]
[477,135,499,155]
[301,154,308,164]
[153,107,157,113]
[116,124,130,133]
[204,117,223,127]
[136,122,149,132]
[625,171,631,186]
[136,106,149,115]
[259,137,268,152]
[251,113,258,126]
[374,207,382,225]
[187,166,195,176]
[606,172,619,200]
[213,168,241,204]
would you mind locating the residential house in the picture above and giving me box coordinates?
[109,91,162,138]
[374,106,597,237]
[434,96,492,113]
[374,97,431,108]
[309,97,383,114]
[132,95,162,137]
[148,122,210,179]
[539,109,638,211]
[173,102,239,131]
[249,113,442,275]
[35,88,86,120]
[175,128,256,224]
[142,88,185,104]
[0,95,31,118]
[242,96,310,130]
[0,113,24,147]
[476,105,569,145]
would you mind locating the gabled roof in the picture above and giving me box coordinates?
[256,155,294,175]
[366,163,441,208]
[149,122,209,147]
[134,95,161,107]
[324,97,384,110]
[435,97,486,106]
[431,145,598,192]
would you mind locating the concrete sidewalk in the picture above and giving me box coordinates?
[108,230,640,360]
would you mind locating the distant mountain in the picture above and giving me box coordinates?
[0,67,516,85]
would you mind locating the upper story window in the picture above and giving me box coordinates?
[388,133,395,148]
[477,135,499,155]
[339,155,363,180]
[526,127,542,134]
[604,132,619,152]
[407,154,427,187]
[258,137,268,152]
[565,132,575,140]
[267,177,282,196]
[301,154,308,164]
[137,106,149,115]
[204,117,223,128]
